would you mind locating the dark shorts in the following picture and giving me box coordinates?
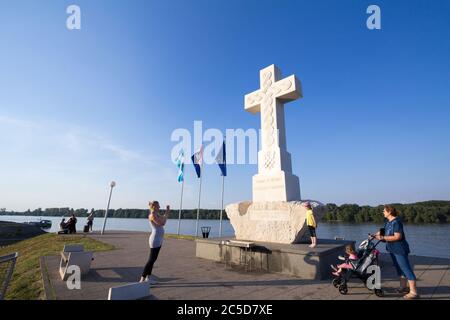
[308,226,316,237]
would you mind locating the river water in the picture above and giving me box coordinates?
[1,215,449,259]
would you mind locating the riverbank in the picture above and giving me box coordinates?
[0,233,114,299]
[0,221,46,246]
[3,200,448,223]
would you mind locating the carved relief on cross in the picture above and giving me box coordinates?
[244,65,302,173]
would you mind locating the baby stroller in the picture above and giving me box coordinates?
[332,233,384,297]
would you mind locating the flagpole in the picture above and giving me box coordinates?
[195,161,203,238]
[219,174,225,237]
[177,179,184,235]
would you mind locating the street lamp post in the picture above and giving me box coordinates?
[101,181,116,235]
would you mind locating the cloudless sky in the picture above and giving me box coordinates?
[1,0,449,211]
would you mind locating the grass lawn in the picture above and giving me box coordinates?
[164,233,196,241]
[0,233,114,300]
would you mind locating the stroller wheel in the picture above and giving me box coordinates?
[332,277,342,288]
[374,289,384,297]
[338,284,348,295]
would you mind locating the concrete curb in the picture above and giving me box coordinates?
[40,255,56,300]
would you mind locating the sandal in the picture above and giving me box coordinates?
[395,287,409,294]
[403,292,420,300]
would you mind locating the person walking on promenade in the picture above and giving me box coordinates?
[375,205,419,299]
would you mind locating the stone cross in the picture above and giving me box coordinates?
[244,64,303,202]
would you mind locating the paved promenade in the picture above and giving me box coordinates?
[41,231,450,300]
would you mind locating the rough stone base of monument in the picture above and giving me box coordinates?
[225,200,326,244]
[195,238,355,280]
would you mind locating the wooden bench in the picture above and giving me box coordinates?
[108,281,151,300]
[59,244,93,281]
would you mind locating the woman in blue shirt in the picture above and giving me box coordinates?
[375,205,419,299]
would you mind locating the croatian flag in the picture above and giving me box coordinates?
[215,140,227,177]
[175,150,185,183]
[191,145,204,178]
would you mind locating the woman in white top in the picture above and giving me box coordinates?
[140,201,170,282]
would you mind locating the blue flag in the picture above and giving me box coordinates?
[191,146,203,178]
[175,150,184,183]
[215,140,227,176]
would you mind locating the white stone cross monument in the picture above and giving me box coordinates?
[245,64,302,202]
[225,64,326,244]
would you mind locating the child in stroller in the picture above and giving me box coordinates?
[331,233,384,297]
[331,245,358,277]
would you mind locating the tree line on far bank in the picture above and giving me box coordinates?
[0,207,226,220]
[1,200,449,223]
[324,201,450,223]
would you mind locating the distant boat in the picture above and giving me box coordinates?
[24,219,52,229]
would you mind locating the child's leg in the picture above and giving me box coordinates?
[308,227,316,247]
[337,263,353,272]
[332,266,344,277]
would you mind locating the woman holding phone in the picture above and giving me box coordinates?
[140,200,170,283]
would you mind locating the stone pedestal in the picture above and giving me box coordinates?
[195,238,354,280]
[252,171,300,202]
[225,200,327,244]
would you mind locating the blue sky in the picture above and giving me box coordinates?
[1,0,449,211]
